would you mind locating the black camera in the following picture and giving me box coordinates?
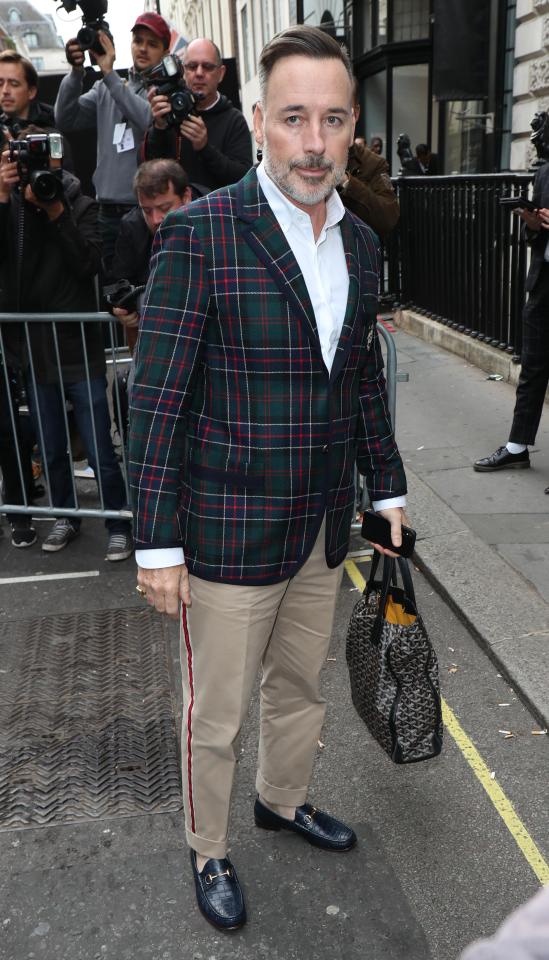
[145,55,203,128]
[396,133,415,174]
[54,0,112,55]
[104,279,146,313]
[8,133,64,203]
[530,111,549,165]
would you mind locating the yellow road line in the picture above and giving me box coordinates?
[344,558,549,885]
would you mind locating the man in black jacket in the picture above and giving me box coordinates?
[0,129,133,557]
[111,158,192,352]
[0,51,55,140]
[143,38,252,192]
[474,162,549,494]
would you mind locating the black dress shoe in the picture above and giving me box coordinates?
[254,798,357,851]
[190,850,246,930]
[474,445,530,472]
[545,485,549,495]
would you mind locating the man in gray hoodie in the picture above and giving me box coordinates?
[54,12,171,270]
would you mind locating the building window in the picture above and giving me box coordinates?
[23,32,39,48]
[392,0,430,42]
[261,0,272,45]
[8,7,22,23]
[240,4,251,82]
[303,0,345,36]
[30,56,45,71]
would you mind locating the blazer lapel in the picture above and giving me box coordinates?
[329,210,361,384]
[236,170,323,360]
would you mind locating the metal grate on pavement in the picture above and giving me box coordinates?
[0,608,182,829]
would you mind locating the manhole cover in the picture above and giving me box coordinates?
[0,608,182,829]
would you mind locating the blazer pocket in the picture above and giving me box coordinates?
[188,447,265,492]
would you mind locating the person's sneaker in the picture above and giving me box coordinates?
[473,445,530,472]
[11,522,37,548]
[106,530,134,562]
[42,518,80,552]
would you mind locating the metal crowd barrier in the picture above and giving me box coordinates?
[0,313,402,528]
[0,312,132,522]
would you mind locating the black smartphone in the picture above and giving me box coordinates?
[361,511,416,559]
[499,196,537,212]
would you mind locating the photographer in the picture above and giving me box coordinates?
[337,86,399,240]
[110,158,192,353]
[142,38,252,193]
[54,11,171,269]
[0,51,58,148]
[0,127,133,559]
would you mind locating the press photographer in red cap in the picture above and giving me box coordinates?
[55,11,171,272]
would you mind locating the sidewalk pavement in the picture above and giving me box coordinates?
[390,312,549,728]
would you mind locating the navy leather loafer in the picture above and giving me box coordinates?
[254,798,357,852]
[190,850,246,930]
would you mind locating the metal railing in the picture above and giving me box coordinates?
[0,312,132,521]
[381,173,533,356]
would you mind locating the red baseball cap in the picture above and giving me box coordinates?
[131,13,171,49]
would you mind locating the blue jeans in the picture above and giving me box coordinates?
[31,377,131,533]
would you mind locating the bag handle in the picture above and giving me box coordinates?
[366,553,418,644]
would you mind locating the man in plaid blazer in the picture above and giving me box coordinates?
[129,25,407,931]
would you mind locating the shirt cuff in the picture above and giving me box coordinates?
[136,547,185,568]
[372,496,407,512]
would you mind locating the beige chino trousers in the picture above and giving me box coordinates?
[180,520,344,859]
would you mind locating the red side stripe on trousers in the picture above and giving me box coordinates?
[182,605,196,833]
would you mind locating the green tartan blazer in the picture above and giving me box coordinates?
[129,167,406,584]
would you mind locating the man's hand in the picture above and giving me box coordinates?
[179,114,208,151]
[0,148,19,201]
[90,31,116,75]
[137,564,191,617]
[65,38,85,71]
[23,185,64,220]
[113,306,139,328]
[518,207,549,231]
[148,87,171,130]
[368,506,408,558]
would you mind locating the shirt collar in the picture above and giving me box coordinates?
[201,92,221,111]
[256,160,345,236]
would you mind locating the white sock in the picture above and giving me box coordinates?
[506,442,527,454]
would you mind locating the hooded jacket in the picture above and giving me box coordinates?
[0,171,104,384]
[142,93,253,192]
[55,68,152,204]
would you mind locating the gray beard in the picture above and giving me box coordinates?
[262,141,347,206]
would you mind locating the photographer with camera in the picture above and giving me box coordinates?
[0,126,133,559]
[0,51,59,149]
[54,10,171,270]
[109,158,192,353]
[142,38,252,193]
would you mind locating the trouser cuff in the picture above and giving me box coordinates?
[186,827,228,860]
[256,772,308,807]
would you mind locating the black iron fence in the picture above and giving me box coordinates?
[382,173,534,356]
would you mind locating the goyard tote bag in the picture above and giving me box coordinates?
[346,552,443,763]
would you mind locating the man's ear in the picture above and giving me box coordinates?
[183,187,193,205]
[218,64,226,83]
[253,101,265,146]
[28,86,38,103]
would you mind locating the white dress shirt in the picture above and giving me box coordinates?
[136,164,404,569]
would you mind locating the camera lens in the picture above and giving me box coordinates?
[30,170,62,203]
